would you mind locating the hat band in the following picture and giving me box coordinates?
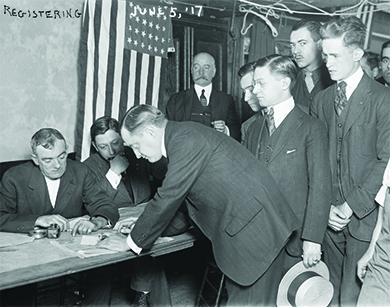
[287,271,319,306]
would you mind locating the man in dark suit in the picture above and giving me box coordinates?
[244,54,331,274]
[82,116,188,307]
[310,16,390,306]
[290,19,334,108]
[376,40,390,87]
[99,105,300,306]
[83,116,167,209]
[0,128,119,234]
[166,52,240,141]
[238,61,264,144]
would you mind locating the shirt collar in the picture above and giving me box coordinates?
[339,67,364,100]
[161,128,167,158]
[194,83,212,100]
[266,96,295,128]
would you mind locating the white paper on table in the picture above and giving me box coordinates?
[0,232,35,248]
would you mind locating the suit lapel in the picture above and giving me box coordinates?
[27,167,51,212]
[55,163,78,210]
[343,76,370,137]
[269,107,304,164]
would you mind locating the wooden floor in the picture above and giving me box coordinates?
[1,240,228,307]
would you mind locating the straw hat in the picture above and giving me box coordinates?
[277,261,333,307]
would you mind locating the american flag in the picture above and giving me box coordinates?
[75,0,173,161]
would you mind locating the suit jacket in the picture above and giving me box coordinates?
[376,76,388,86]
[310,74,390,241]
[130,121,300,286]
[0,159,119,233]
[166,87,241,141]
[292,63,334,108]
[240,112,263,145]
[244,106,331,256]
[83,147,167,209]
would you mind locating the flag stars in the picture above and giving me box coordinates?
[155,24,160,30]
[128,25,132,31]
[148,33,153,39]
[141,42,145,48]
[162,26,166,32]
[142,19,147,25]
[135,16,140,22]
[135,28,139,34]
[154,46,158,52]
[161,49,165,54]
[161,38,165,43]
[163,15,167,20]
[149,22,153,28]
[148,45,152,50]
[155,36,159,41]
[127,37,132,44]
[129,2,134,7]
[141,31,146,37]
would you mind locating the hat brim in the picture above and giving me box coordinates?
[276,261,330,307]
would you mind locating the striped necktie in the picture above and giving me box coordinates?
[199,89,207,106]
[334,81,347,116]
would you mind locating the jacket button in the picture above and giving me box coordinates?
[338,123,342,128]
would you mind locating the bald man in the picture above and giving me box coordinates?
[166,52,240,141]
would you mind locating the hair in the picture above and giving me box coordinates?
[381,40,390,58]
[121,105,167,133]
[362,51,380,70]
[30,128,66,155]
[291,19,322,42]
[193,52,216,67]
[320,16,366,49]
[254,54,298,89]
[90,116,120,143]
[238,61,256,78]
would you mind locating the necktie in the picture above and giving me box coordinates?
[334,81,347,116]
[265,107,276,136]
[305,72,315,93]
[199,89,207,106]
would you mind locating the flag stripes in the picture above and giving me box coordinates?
[76,0,167,161]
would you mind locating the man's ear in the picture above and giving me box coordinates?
[372,67,379,78]
[281,77,291,91]
[31,154,39,166]
[353,48,364,62]
[143,125,156,138]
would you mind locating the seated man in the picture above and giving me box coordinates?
[83,116,189,307]
[0,128,119,234]
[0,128,119,306]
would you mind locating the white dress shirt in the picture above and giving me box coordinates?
[44,177,60,208]
[266,96,295,129]
[194,83,212,105]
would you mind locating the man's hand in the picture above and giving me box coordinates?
[115,218,137,235]
[97,233,130,252]
[110,154,129,175]
[212,120,227,134]
[328,202,353,231]
[35,215,68,231]
[302,241,322,268]
[71,219,101,236]
[357,247,375,283]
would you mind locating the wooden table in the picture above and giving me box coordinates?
[0,227,202,291]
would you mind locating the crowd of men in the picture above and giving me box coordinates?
[1,15,390,307]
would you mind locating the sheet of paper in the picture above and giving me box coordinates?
[0,232,35,248]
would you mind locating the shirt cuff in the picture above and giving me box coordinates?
[126,234,142,255]
[375,185,387,207]
[225,126,230,136]
[106,169,122,189]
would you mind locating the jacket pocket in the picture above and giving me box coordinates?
[225,197,263,236]
[353,123,376,158]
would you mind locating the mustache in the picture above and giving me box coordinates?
[194,76,209,81]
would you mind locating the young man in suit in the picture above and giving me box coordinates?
[310,16,390,306]
[376,40,390,87]
[165,52,240,141]
[290,19,334,108]
[244,54,331,274]
[0,128,119,234]
[238,61,263,144]
[98,104,300,306]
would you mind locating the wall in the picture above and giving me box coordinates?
[0,0,84,162]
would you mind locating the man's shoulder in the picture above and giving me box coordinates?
[66,159,89,175]
[83,152,102,167]
[168,88,193,102]
[2,161,35,181]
